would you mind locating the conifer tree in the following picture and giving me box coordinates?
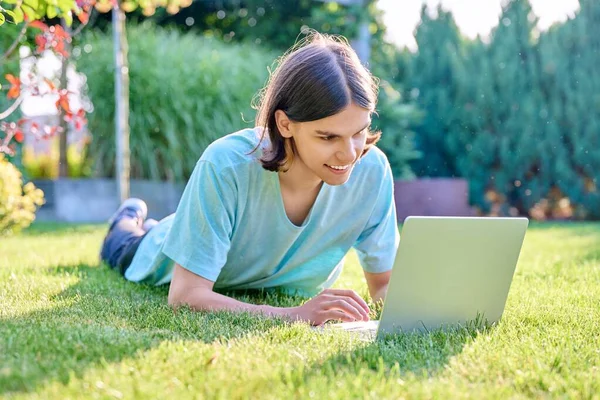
[469,0,544,214]
[409,4,464,177]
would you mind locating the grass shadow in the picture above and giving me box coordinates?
[6,219,552,396]
[1,260,485,396]
[0,264,290,396]
[290,322,489,391]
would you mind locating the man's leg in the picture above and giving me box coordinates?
[100,198,148,275]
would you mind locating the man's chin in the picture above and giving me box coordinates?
[323,174,352,186]
[319,164,355,186]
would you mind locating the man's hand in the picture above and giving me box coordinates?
[289,288,370,326]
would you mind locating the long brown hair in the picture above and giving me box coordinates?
[252,31,381,172]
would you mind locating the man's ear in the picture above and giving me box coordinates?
[274,110,294,139]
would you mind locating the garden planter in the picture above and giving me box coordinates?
[32,178,473,224]
[32,178,185,223]
[394,178,474,222]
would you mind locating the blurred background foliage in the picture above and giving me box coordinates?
[75,0,422,182]
[404,0,600,219]
[76,23,277,181]
[16,0,600,220]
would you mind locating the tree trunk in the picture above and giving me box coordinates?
[58,21,71,178]
[113,3,130,202]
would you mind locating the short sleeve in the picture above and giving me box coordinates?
[162,160,236,281]
[353,161,400,273]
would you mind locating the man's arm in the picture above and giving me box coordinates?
[168,263,287,317]
[363,270,392,303]
[168,263,371,325]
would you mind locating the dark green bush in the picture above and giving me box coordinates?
[372,80,422,180]
[403,0,600,219]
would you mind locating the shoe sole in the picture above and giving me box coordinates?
[108,198,148,226]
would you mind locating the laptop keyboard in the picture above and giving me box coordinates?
[331,320,379,332]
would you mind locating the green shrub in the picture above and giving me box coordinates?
[399,1,600,219]
[76,23,277,182]
[0,154,45,235]
[373,80,422,180]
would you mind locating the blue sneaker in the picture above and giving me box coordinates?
[108,198,148,229]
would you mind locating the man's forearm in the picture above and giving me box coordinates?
[364,270,392,304]
[371,284,388,304]
[169,288,297,320]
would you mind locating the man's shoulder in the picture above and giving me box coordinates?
[200,128,264,172]
[352,145,392,179]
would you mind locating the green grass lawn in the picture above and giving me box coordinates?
[1,222,599,399]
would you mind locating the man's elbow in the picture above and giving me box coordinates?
[168,282,215,312]
[168,263,215,310]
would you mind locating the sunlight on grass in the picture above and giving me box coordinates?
[1,222,599,398]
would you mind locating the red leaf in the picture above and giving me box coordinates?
[5,74,21,100]
[75,119,85,131]
[78,11,89,24]
[35,35,47,53]
[53,25,70,40]
[44,78,56,91]
[54,41,69,58]
[7,87,19,99]
[29,21,48,31]
[56,91,71,114]
[5,74,19,86]
[14,130,24,143]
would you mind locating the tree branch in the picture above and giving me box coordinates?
[0,96,24,120]
[0,23,29,63]
[71,8,97,37]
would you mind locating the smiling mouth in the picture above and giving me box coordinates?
[325,164,352,174]
[326,164,350,170]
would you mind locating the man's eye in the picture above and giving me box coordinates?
[321,136,335,141]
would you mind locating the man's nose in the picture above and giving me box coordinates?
[336,139,356,163]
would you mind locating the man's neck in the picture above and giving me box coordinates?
[278,162,323,194]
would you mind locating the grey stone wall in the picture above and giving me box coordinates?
[394,178,475,222]
[33,178,474,224]
[33,179,185,223]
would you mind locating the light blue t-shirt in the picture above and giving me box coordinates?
[125,128,400,296]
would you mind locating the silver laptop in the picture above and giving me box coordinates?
[332,216,529,339]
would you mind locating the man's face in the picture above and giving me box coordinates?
[283,103,371,186]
